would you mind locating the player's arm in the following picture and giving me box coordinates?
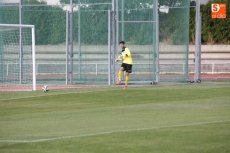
[115,51,123,62]
[115,54,123,62]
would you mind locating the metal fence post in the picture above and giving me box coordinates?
[111,0,116,84]
[154,0,159,83]
[19,0,23,84]
[194,0,201,82]
[66,11,69,85]
[78,0,81,81]
[66,0,74,84]
[108,10,111,85]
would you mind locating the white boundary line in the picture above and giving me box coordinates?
[0,120,229,144]
[0,87,117,101]
[1,82,229,101]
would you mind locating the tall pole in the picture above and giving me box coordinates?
[115,0,119,45]
[111,0,116,84]
[121,0,124,40]
[184,0,190,81]
[154,0,159,83]
[69,0,73,84]
[108,10,111,85]
[78,0,81,80]
[66,0,73,84]
[194,0,201,82]
[66,11,69,84]
[19,0,23,84]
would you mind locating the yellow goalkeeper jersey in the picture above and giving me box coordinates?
[121,47,133,65]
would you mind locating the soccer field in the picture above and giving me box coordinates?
[0,83,230,153]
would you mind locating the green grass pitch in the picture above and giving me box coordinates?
[0,83,230,153]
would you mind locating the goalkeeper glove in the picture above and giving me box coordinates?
[115,55,123,62]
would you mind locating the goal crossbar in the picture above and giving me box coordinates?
[0,24,34,28]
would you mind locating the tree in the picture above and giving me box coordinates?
[189,0,230,44]
[23,0,66,44]
[1,0,228,45]
[0,5,19,24]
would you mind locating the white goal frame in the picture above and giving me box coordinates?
[0,24,36,91]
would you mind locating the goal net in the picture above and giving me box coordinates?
[0,24,36,91]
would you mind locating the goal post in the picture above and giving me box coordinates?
[0,24,36,91]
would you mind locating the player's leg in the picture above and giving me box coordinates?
[124,72,129,89]
[116,66,124,85]
[124,64,132,89]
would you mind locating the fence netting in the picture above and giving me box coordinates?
[0,0,190,86]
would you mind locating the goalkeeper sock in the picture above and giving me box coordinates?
[118,70,123,81]
[125,75,129,86]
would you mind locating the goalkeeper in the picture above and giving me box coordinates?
[116,41,133,89]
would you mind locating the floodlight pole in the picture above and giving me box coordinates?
[194,0,201,82]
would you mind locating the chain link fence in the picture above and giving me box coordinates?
[0,0,190,86]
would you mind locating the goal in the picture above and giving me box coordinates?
[0,24,36,91]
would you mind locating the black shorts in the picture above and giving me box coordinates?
[121,63,132,73]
